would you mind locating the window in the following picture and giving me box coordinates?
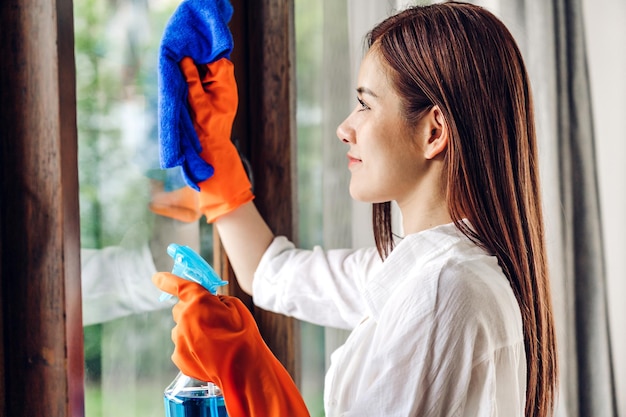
[75,0,188,415]
[75,1,300,416]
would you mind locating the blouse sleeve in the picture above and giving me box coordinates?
[252,236,381,330]
[81,243,172,326]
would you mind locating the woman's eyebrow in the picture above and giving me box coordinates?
[356,86,379,98]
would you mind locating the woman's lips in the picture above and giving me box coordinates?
[347,154,362,168]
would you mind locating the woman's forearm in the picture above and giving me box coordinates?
[214,201,274,295]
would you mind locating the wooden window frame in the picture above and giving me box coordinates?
[221,0,301,385]
[1,0,84,415]
[0,0,298,415]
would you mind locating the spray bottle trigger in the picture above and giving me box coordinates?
[159,243,228,301]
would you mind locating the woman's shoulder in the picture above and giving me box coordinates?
[437,250,517,313]
[385,228,523,340]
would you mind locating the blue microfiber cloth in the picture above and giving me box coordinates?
[158,0,234,190]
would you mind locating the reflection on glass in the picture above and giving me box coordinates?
[74,0,189,416]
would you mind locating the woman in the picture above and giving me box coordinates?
[154,2,558,416]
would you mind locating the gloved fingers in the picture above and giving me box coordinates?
[180,56,237,142]
[153,271,252,333]
[152,271,192,297]
[179,57,237,134]
[170,324,218,383]
[179,58,216,142]
[153,272,259,342]
[171,291,254,334]
[179,57,208,109]
[199,58,238,112]
[166,292,259,383]
[148,184,201,223]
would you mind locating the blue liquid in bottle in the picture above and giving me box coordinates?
[164,373,228,417]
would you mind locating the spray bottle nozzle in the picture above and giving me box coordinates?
[159,243,228,301]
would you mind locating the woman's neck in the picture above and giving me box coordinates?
[398,188,451,236]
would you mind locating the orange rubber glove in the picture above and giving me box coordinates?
[180,56,254,223]
[149,179,201,223]
[153,272,310,417]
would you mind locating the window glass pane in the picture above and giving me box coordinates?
[295,1,326,414]
[74,0,202,415]
[295,1,353,415]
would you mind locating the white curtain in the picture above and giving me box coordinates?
[581,1,626,416]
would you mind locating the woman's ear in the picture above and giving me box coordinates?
[423,106,448,160]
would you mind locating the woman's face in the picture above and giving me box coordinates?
[336,50,428,205]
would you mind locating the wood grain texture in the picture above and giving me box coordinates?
[0,0,84,415]
[226,0,302,386]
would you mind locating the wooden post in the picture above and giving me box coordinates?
[0,0,84,415]
[226,0,301,386]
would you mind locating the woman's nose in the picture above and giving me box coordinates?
[336,114,354,144]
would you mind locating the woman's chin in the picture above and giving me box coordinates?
[348,184,386,204]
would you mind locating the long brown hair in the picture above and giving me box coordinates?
[368,3,557,416]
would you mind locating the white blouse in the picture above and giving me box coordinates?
[253,222,526,417]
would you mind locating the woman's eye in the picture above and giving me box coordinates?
[357,97,370,111]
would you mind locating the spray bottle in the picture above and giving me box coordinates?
[160,243,229,417]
